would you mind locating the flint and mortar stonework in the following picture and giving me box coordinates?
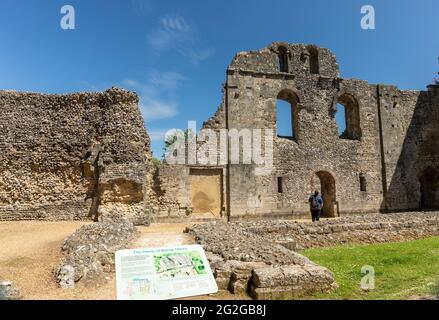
[188,212,439,299]
[0,88,153,222]
[155,43,439,221]
[1,42,439,223]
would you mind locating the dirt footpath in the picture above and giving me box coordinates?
[0,221,239,300]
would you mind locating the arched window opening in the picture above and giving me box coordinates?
[336,103,347,137]
[336,93,361,140]
[276,90,299,141]
[278,46,289,73]
[307,46,319,74]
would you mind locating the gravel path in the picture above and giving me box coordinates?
[0,221,238,300]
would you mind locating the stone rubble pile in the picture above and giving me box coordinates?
[186,222,337,300]
[0,280,21,300]
[55,212,137,288]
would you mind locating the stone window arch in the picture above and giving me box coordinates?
[276,89,300,141]
[278,46,289,73]
[336,93,362,140]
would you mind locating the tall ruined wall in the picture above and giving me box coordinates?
[153,42,439,221]
[225,43,384,219]
[152,101,228,221]
[0,87,153,222]
[381,84,439,211]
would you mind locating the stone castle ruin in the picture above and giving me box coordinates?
[155,43,439,222]
[1,42,439,223]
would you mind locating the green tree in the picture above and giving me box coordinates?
[162,129,194,159]
[151,157,161,170]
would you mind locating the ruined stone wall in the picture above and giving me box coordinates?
[381,84,439,211]
[154,42,439,220]
[152,101,228,221]
[225,43,384,219]
[0,88,152,222]
[150,43,439,220]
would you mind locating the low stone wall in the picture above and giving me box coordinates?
[187,212,439,299]
[240,212,439,250]
[186,222,337,300]
[55,212,137,288]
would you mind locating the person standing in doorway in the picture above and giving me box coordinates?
[309,190,323,222]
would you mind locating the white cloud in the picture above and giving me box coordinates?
[148,130,168,142]
[141,98,177,120]
[122,71,185,121]
[180,47,215,65]
[148,14,213,65]
[148,14,192,51]
[131,0,154,16]
[161,15,191,33]
[149,71,186,90]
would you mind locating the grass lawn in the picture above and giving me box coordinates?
[301,236,439,300]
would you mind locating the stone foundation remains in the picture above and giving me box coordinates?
[188,212,439,299]
[241,212,439,250]
[186,221,338,299]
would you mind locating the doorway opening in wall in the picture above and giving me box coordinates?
[189,168,223,218]
[313,171,337,217]
[419,166,439,210]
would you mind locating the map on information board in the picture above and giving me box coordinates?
[115,245,218,300]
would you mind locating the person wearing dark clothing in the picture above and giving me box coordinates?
[309,190,323,222]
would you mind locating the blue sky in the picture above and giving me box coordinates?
[0,0,438,157]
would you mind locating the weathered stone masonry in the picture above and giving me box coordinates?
[1,42,439,223]
[155,43,439,221]
[0,88,153,222]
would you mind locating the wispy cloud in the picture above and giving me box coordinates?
[149,71,186,90]
[148,14,214,65]
[131,0,154,16]
[148,130,168,142]
[148,14,192,51]
[122,71,186,121]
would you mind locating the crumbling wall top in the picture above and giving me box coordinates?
[228,42,339,78]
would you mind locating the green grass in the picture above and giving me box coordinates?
[301,236,439,300]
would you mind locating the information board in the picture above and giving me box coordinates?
[115,245,218,300]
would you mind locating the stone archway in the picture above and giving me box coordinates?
[313,171,337,217]
[419,166,439,210]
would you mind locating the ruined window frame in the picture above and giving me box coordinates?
[336,93,362,141]
[278,46,289,73]
[276,89,300,142]
[307,46,320,75]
